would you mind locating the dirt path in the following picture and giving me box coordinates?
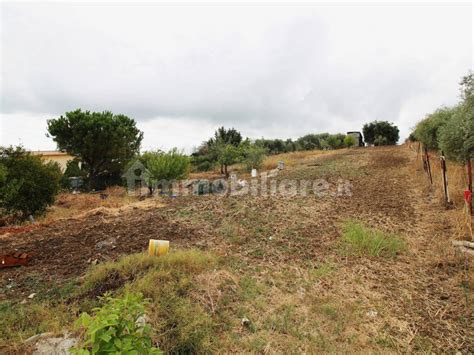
[0,146,472,352]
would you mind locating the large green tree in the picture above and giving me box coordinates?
[47,109,143,189]
[362,120,399,146]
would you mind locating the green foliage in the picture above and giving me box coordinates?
[343,135,356,148]
[215,144,243,176]
[340,220,406,257]
[79,251,218,353]
[362,121,399,146]
[47,109,143,190]
[412,72,474,161]
[61,159,86,190]
[326,134,346,149]
[210,126,243,147]
[0,146,61,218]
[137,149,190,194]
[254,138,296,155]
[413,107,455,150]
[242,144,267,171]
[438,101,474,161]
[191,127,242,172]
[73,292,160,354]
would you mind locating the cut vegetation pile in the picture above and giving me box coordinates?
[0,146,472,353]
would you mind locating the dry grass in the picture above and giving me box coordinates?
[38,186,137,223]
[261,149,344,170]
[408,141,473,240]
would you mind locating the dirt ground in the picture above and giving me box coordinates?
[0,145,472,352]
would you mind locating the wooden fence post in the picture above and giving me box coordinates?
[424,146,433,185]
[468,158,473,215]
[440,151,450,205]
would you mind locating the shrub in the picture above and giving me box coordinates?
[73,292,160,354]
[343,135,356,148]
[362,121,399,146]
[0,146,61,218]
[242,145,267,171]
[438,98,474,162]
[138,148,190,194]
[413,107,455,150]
[340,220,406,257]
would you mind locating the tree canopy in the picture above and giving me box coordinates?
[362,121,399,146]
[47,109,143,189]
[0,146,61,218]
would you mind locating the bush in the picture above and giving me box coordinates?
[362,121,399,146]
[242,145,267,171]
[73,292,160,354]
[413,107,455,150]
[343,135,356,148]
[438,98,474,162]
[0,146,61,218]
[138,148,190,194]
[340,220,406,257]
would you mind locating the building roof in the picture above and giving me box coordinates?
[29,150,71,157]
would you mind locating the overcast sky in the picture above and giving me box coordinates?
[1,2,472,153]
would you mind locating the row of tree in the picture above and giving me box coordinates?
[411,72,474,162]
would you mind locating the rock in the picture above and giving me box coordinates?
[95,237,117,250]
[33,332,78,354]
[366,309,378,318]
[135,314,150,328]
[24,332,53,344]
[241,317,251,327]
[28,293,36,299]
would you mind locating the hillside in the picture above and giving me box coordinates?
[0,145,472,353]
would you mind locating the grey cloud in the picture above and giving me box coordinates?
[1,3,472,149]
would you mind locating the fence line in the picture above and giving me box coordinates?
[413,142,473,239]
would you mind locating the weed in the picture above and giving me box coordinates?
[339,220,406,257]
[73,292,160,354]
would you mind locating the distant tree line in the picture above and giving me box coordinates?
[411,72,474,162]
[1,105,401,220]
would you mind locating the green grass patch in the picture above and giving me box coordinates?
[0,301,74,350]
[339,220,406,257]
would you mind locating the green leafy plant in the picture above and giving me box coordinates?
[73,292,160,354]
